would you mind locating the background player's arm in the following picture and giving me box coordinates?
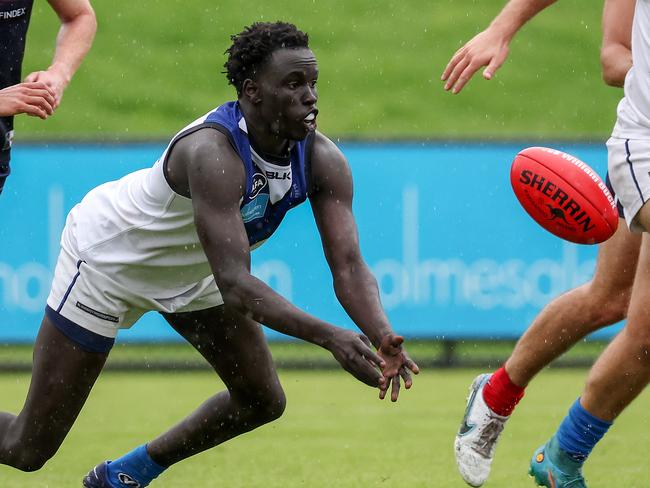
[23,0,96,107]
[441,0,557,94]
[172,128,386,389]
[308,132,419,400]
[601,0,634,87]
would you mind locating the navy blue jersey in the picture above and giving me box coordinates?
[0,0,34,166]
[168,102,313,247]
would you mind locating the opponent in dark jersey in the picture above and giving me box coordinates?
[0,22,418,488]
[0,0,96,193]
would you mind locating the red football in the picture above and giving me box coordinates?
[510,147,618,244]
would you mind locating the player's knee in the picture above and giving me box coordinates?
[235,383,286,425]
[7,448,54,472]
[253,384,286,423]
[585,284,631,328]
[624,327,650,363]
[593,295,629,327]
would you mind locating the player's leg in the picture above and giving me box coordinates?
[454,219,638,487]
[85,305,285,487]
[528,236,650,488]
[581,233,650,419]
[0,313,109,471]
[505,217,639,387]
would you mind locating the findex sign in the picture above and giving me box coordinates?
[0,142,615,342]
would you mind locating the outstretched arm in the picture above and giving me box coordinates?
[441,0,557,94]
[308,132,419,401]
[600,0,634,87]
[170,128,386,389]
[23,0,96,107]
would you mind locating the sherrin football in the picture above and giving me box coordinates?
[510,147,618,244]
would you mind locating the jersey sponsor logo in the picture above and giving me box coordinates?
[265,170,291,180]
[76,301,119,323]
[0,7,27,19]
[241,193,269,223]
[117,473,141,487]
[250,172,267,199]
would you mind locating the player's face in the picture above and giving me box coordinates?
[256,48,319,140]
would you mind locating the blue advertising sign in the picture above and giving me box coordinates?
[0,142,614,342]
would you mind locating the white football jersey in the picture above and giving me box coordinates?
[613,0,650,138]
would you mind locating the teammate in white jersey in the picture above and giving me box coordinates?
[0,22,419,487]
[442,1,641,487]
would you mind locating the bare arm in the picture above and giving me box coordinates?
[309,132,419,400]
[172,128,386,388]
[601,0,634,87]
[24,0,97,107]
[441,0,557,93]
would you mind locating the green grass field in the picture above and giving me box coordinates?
[0,369,648,487]
[18,0,618,141]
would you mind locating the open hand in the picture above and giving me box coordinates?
[377,334,419,402]
[441,28,511,94]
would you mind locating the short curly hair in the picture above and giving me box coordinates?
[224,22,310,96]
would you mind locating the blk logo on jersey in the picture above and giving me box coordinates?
[266,170,291,180]
[250,172,268,199]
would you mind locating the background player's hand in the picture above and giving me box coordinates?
[441,27,511,94]
[377,334,419,402]
[24,64,71,108]
[0,82,56,119]
[327,329,387,388]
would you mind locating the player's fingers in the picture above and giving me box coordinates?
[347,360,382,388]
[358,341,385,368]
[379,377,389,400]
[450,61,485,94]
[399,366,413,389]
[406,358,420,374]
[444,57,470,92]
[441,48,465,81]
[358,334,372,348]
[389,335,404,347]
[30,89,57,111]
[391,375,400,402]
[23,71,40,83]
[22,104,48,119]
[24,80,57,100]
[25,95,55,116]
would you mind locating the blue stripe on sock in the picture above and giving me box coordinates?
[45,305,115,354]
[556,398,612,461]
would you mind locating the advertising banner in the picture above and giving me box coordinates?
[0,142,611,341]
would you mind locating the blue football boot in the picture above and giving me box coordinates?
[83,461,116,487]
[529,436,587,488]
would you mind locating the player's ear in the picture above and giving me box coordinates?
[242,79,261,105]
